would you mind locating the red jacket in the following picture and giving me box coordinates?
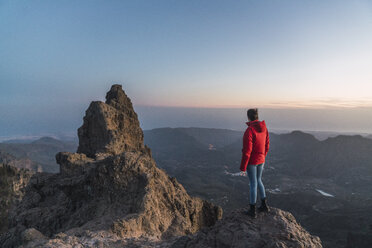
[240,120,270,172]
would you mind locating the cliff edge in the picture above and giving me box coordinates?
[172,207,322,248]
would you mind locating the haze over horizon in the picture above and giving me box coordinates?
[1,1,372,137]
[2,104,372,140]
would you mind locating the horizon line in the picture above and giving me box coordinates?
[134,103,372,110]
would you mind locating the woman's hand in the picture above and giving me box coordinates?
[240,171,247,177]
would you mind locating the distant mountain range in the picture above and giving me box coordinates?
[0,151,41,172]
[0,137,77,173]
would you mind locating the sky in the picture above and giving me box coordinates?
[1,0,372,138]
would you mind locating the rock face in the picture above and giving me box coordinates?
[0,163,33,233]
[172,207,323,248]
[0,84,222,248]
[77,84,146,158]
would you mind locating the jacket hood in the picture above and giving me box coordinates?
[246,120,267,133]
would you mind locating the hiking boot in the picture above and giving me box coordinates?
[244,204,256,218]
[258,198,269,213]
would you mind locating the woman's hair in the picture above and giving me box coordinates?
[247,108,259,121]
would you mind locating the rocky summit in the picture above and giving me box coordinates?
[0,84,322,248]
[77,84,147,158]
[172,207,322,248]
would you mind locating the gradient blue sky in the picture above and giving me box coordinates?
[1,0,372,137]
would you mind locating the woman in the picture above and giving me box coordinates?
[240,108,270,218]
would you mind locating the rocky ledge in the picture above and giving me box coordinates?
[172,207,322,248]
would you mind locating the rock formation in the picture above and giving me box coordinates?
[172,207,323,248]
[0,163,34,233]
[77,84,147,158]
[0,84,222,248]
[0,84,322,248]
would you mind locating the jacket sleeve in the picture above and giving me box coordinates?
[265,129,270,157]
[240,128,253,172]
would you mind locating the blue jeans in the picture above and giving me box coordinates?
[247,163,266,204]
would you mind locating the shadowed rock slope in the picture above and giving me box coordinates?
[0,84,322,248]
[0,163,33,233]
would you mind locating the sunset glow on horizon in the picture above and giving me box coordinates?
[1,0,372,136]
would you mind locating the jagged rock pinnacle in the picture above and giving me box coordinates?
[77,84,145,158]
[1,84,222,248]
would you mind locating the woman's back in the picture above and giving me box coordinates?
[240,120,270,171]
